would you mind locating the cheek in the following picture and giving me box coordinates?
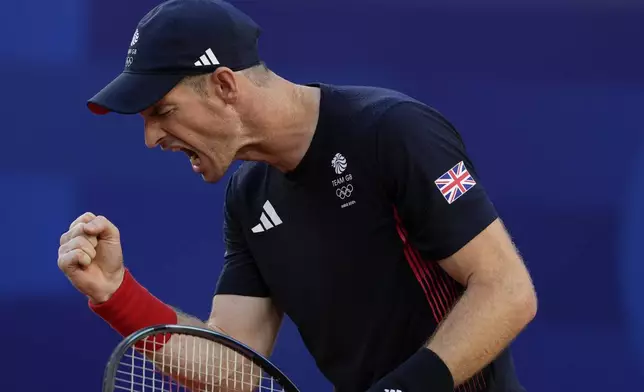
[167,114,206,143]
[172,107,237,155]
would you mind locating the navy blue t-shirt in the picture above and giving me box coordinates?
[215,83,525,392]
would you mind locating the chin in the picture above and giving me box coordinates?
[199,167,225,183]
[201,175,219,183]
[198,171,217,183]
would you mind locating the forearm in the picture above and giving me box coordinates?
[426,279,536,385]
[140,309,261,392]
[90,270,258,392]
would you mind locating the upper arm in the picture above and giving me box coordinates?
[377,102,498,264]
[376,102,536,316]
[437,218,530,290]
[207,176,283,358]
[376,102,523,285]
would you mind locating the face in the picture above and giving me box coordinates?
[140,69,245,183]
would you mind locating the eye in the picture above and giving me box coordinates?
[151,105,173,117]
[159,108,174,117]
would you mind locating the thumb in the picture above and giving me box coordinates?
[83,216,120,241]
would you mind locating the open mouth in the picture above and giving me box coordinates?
[178,147,198,163]
[179,148,201,171]
[165,145,203,173]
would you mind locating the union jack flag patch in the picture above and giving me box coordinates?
[434,161,477,204]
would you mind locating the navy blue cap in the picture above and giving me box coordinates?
[87,0,262,115]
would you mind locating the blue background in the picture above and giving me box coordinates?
[2,0,643,390]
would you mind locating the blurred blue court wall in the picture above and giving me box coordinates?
[1,1,643,390]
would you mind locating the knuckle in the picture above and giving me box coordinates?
[74,236,90,250]
[96,216,110,228]
[77,235,89,246]
[90,216,104,228]
[57,256,65,269]
[58,243,68,256]
[87,235,98,247]
[71,248,86,261]
[97,215,120,237]
[71,236,84,248]
[69,212,96,230]
[72,223,86,237]
[58,251,77,270]
[80,237,97,256]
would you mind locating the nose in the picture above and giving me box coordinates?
[143,118,166,149]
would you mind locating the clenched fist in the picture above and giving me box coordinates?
[58,212,125,304]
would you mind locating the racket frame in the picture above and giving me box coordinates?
[102,324,300,392]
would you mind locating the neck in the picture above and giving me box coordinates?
[236,78,321,172]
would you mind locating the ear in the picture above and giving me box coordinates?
[209,67,239,104]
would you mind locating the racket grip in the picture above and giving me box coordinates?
[89,268,177,349]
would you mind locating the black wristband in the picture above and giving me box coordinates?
[368,348,454,392]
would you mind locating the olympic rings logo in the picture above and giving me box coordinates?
[336,184,354,199]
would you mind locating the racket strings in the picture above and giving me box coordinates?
[117,353,269,389]
[114,333,285,392]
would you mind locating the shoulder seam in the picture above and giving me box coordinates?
[376,99,464,147]
[372,100,414,129]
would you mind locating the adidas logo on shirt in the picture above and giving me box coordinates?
[251,200,283,233]
[194,48,220,67]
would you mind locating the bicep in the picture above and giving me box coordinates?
[208,294,283,358]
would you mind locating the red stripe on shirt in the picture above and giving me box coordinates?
[393,208,487,391]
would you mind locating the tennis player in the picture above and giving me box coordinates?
[57,1,537,391]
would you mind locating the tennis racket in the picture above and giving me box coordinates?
[102,324,300,392]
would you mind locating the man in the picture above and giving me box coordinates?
[57,0,537,391]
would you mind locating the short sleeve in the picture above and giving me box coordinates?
[214,176,270,297]
[376,102,499,262]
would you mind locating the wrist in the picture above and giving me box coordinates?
[370,347,454,392]
[88,268,177,339]
[89,269,126,305]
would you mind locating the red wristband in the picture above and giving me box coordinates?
[89,268,177,350]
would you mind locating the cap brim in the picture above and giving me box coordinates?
[87,72,185,115]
